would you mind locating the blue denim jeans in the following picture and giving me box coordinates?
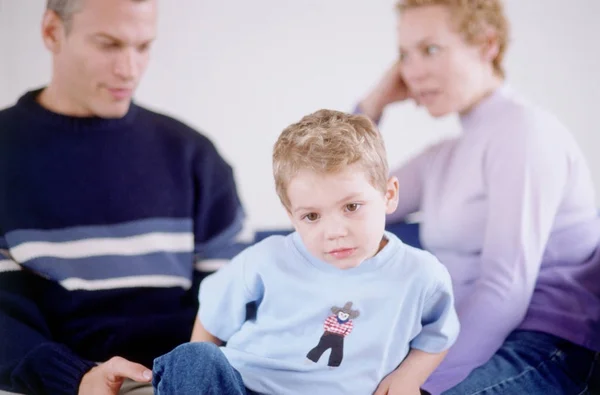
[152,342,258,395]
[442,330,599,395]
[153,342,433,395]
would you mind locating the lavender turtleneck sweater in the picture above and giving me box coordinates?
[385,85,600,393]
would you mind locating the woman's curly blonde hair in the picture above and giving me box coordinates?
[396,0,510,78]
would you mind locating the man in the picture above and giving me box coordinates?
[0,0,244,394]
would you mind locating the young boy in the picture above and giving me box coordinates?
[152,110,460,395]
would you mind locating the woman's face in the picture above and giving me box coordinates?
[397,5,496,117]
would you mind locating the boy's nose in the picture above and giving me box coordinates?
[325,220,348,240]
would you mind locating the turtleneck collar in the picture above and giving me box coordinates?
[458,82,514,131]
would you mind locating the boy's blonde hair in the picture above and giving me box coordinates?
[396,0,510,78]
[273,109,389,209]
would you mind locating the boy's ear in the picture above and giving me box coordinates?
[384,176,399,214]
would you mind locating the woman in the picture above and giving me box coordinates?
[358,1,600,394]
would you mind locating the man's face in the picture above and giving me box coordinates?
[46,0,157,118]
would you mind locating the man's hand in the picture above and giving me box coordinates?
[374,371,422,395]
[78,356,152,395]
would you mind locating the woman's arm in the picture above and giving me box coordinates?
[386,140,452,223]
[386,153,428,223]
[432,113,570,380]
[357,61,411,123]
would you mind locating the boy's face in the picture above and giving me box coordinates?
[286,164,399,270]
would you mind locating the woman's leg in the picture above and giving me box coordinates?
[152,342,250,395]
[442,330,598,395]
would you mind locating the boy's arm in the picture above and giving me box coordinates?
[377,258,459,394]
[374,349,448,394]
[195,242,265,343]
[190,315,223,346]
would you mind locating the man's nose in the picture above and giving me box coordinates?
[113,48,137,81]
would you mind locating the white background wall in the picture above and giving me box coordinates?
[1,1,599,235]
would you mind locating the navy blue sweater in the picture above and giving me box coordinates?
[0,89,244,394]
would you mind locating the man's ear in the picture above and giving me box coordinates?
[41,10,66,54]
[384,176,399,215]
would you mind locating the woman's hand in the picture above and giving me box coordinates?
[359,61,411,121]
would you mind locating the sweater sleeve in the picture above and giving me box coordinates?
[386,150,430,223]
[0,266,96,394]
[428,112,570,385]
[388,139,455,223]
[191,139,245,271]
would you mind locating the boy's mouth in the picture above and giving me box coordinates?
[327,247,357,259]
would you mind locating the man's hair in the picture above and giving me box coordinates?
[46,0,83,33]
[46,0,148,34]
[273,109,389,209]
[396,0,510,78]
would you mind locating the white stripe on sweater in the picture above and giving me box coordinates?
[11,232,194,262]
[0,259,21,272]
[195,259,228,272]
[60,275,192,291]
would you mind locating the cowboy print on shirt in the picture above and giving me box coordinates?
[306,301,360,367]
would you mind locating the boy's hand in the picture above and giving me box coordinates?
[375,348,447,394]
[78,356,152,395]
[374,371,422,395]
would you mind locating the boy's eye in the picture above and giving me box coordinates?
[303,213,320,222]
[345,203,361,212]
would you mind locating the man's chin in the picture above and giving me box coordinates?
[96,103,132,119]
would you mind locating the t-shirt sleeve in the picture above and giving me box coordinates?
[198,246,263,341]
[410,261,460,353]
[436,110,571,372]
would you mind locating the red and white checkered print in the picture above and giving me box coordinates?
[323,315,353,336]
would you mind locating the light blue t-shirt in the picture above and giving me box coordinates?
[199,231,459,394]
